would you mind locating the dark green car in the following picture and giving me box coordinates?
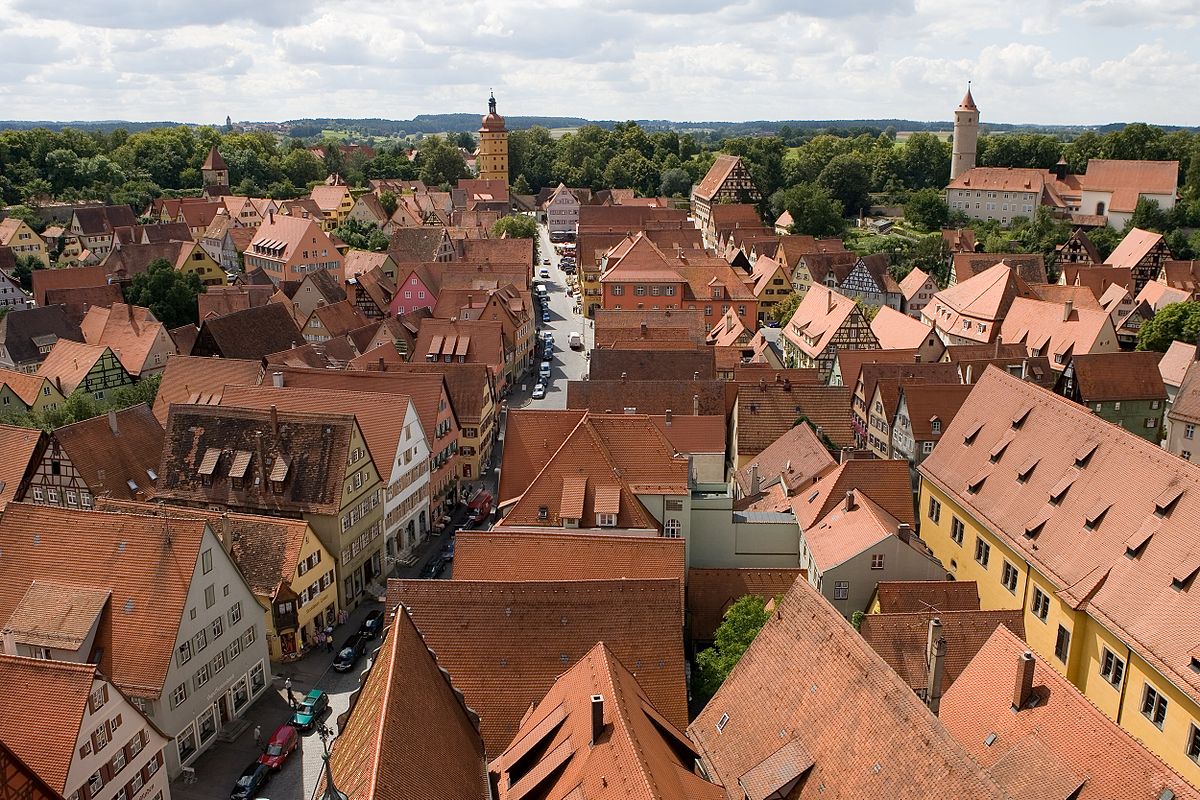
[290,689,328,731]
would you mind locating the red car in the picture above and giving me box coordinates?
[258,724,299,770]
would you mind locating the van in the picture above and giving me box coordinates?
[568,332,583,350]
[534,283,547,297]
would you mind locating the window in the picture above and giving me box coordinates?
[663,519,682,538]
[1187,424,1195,440]
[251,661,266,694]
[193,662,210,690]
[928,497,941,524]
[596,513,616,527]
[211,617,224,639]
[611,285,623,296]
[1001,561,1018,593]
[32,486,43,501]
[1188,725,1200,763]
[833,581,849,600]
[170,682,188,709]
[1145,418,1159,429]
[129,730,145,758]
[176,725,197,763]
[87,772,104,795]
[243,627,257,647]
[922,441,935,455]
[176,641,192,666]
[92,723,109,751]
[230,602,242,626]
[870,554,885,569]
[974,537,991,568]
[212,649,226,674]
[1032,587,1050,622]
[950,517,964,545]
[1100,648,1125,688]
[1054,625,1070,662]
[201,549,212,574]
[1142,684,1168,729]
[193,628,207,652]
[204,584,215,609]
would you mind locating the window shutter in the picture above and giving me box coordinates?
[80,745,90,759]
[114,714,122,729]
[102,685,109,704]
[100,763,112,783]
[91,731,100,750]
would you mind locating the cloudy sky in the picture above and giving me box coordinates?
[1,0,1197,126]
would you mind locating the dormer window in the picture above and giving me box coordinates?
[931,419,942,435]
[537,506,549,520]
[596,513,617,527]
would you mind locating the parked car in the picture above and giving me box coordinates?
[257,724,299,770]
[532,382,546,399]
[230,762,272,800]
[359,609,385,640]
[542,310,551,322]
[539,361,552,379]
[539,267,551,278]
[568,332,584,350]
[420,559,441,578]
[333,634,369,673]
[290,689,329,731]
[543,258,551,265]
[543,331,554,344]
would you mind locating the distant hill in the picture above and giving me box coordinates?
[0,115,1196,139]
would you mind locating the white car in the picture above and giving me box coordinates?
[539,268,551,279]
[539,361,552,379]
[532,383,546,399]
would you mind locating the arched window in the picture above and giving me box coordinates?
[664,519,682,539]
[1096,201,1106,216]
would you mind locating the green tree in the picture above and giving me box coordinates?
[1138,302,1200,352]
[694,595,772,704]
[511,174,532,195]
[378,190,398,218]
[455,131,476,150]
[771,291,801,324]
[658,167,692,198]
[816,153,871,216]
[11,254,44,290]
[773,183,845,237]
[416,135,469,188]
[904,188,950,232]
[491,215,539,264]
[901,132,952,189]
[1126,197,1171,233]
[123,258,204,329]
[1087,226,1122,261]
[281,149,325,187]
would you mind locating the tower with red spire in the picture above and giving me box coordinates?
[950,83,979,180]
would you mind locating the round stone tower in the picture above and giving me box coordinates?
[950,84,979,181]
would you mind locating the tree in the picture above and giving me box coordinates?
[378,190,398,218]
[1127,197,1171,233]
[771,292,801,325]
[491,215,539,264]
[694,595,772,704]
[511,174,532,195]
[1137,301,1200,352]
[658,167,692,198]
[901,132,951,189]
[123,258,204,329]
[904,188,950,232]
[773,183,845,237]
[1087,226,1122,261]
[11,254,43,291]
[416,135,469,188]
[281,149,325,187]
[816,153,871,216]
[455,131,476,151]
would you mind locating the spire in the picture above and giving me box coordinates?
[202,145,227,171]
[959,81,977,111]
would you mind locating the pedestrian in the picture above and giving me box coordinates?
[253,724,262,747]
[325,625,335,651]
[288,688,299,709]
[338,608,348,626]
[284,676,292,694]
[315,629,325,650]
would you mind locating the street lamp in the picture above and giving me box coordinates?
[317,723,348,800]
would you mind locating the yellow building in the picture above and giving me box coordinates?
[477,92,509,183]
[0,369,65,416]
[916,365,1200,785]
[0,218,50,267]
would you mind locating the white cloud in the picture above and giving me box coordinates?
[0,0,1194,125]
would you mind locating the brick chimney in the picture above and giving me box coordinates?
[1012,651,1036,711]
[897,523,912,544]
[664,408,673,426]
[925,618,947,715]
[693,394,699,415]
[107,409,119,436]
[640,322,648,338]
[845,490,856,511]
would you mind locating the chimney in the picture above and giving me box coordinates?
[1012,651,1036,711]
[590,694,604,745]
[840,447,853,464]
[693,394,700,415]
[964,364,973,383]
[107,409,119,436]
[270,404,279,438]
[775,372,782,383]
[749,463,761,496]
[1021,359,1029,380]
[897,523,912,544]
[845,490,856,511]
[640,322,648,338]
[664,408,673,426]
[925,618,947,715]
[268,209,274,224]
[1062,300,1072,322]
[783,378,792,392]
[827,289,834,314]
[271,371,284,388]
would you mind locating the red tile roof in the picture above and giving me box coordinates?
[1105,227,1165,270]
[0,423,43,508]
[791,459,914,530]
[735,380,853,454]
[941,625,1200,800]
[694,155,746,201]
[0,504,207,699]
[733,421,835,497]
[687,576,1010,799]
[1070,350,1166,402]
[859,609,1025,697]
[52,404,163,501]
[387,577,687,756]
[151,354,262,426]
[871,580,980,613]
[0,739,66,800]
[325,606,487,799]
[0,656,98,793]
[870,305,937,350]
[490,642,724,800]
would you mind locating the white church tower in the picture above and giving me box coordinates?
[950,84,979,180]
